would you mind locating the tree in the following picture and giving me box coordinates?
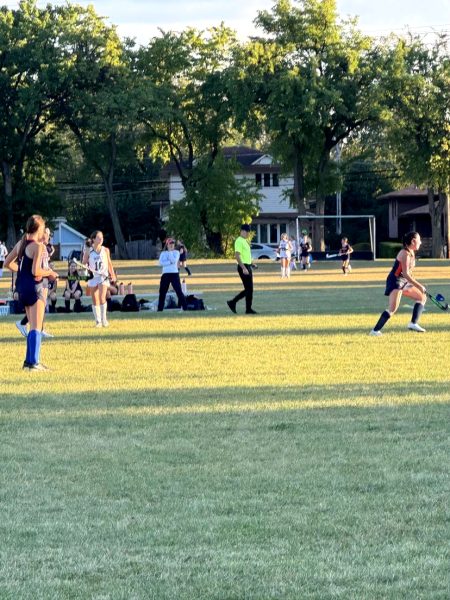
[167,154,261,255]
[57,10,138,258]
[137,26,241,221]
[233,0,388,249]
[0,0,69,246]
[382,34,450,256]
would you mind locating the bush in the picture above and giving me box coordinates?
[352,242,372,252]
[379,241,402,258]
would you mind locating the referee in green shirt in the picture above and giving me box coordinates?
[227,224,257,314]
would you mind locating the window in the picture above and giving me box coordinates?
[260,225,268,243]
[280,223,287,235]
[270,224,278,243]
[272,173,279,187]
[250,224,258,242]
[264,173,271,187]
[255,173,262,186]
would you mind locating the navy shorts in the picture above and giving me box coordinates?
[384,274,407,296]
[19,280,45,307]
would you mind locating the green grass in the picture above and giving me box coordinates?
[1,259,449,599]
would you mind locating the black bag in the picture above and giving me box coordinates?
[185,294,205,311]
[107,298,122,312]
[121,293,140,312]
[8,299,25,314]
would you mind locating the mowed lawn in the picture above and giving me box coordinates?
[1,259,449,600]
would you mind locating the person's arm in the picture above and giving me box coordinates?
[347,245,353,254]
[400,251,425,292]
[4,242,20,272]
[159,251,176,267]
[32,243,56,279]
[105,247,116,281]
[235,251,249,275]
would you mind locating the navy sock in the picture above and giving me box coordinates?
[412,302,424,324]
[21,316,28,326]
[185,267,191,276]
[373,310,391,332]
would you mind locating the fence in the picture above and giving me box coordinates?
[115,240,157,259]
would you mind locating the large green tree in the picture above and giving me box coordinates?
[0,0,69,246]
[233,0,388,249]
[382,34,450,257]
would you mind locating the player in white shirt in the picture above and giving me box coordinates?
[82,230,116,327]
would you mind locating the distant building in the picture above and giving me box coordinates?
[51,217,86,260]
[163,146,301,244]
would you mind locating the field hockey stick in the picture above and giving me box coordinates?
[72,259,111,283]
[325,253,339,259]
[425,291,449,311]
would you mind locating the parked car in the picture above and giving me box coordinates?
[251,243,278,261]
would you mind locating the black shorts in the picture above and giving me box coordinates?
[384,274,407,296]
[0,260,4,268]
[341,254,349,261]
[19,281,45,307]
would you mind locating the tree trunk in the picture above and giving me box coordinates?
[428,187,444,258]
[103,177,129,259]
[1,161,17,249]
[292,143,307,215]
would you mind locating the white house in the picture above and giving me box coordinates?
[51,217,86,260]
[164,146,299,244]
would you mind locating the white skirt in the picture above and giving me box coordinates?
[88,275,110,288]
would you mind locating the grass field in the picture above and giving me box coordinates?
[1,259,449,599]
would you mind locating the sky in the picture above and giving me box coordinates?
[6,0,450,44]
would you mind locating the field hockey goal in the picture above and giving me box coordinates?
[295,214,377,259]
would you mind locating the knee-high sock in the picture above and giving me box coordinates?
[26,330,42,365]
[100,303,107,323]
[373,310,391,332]
[92,304,101,323]
[412,302,424,324]
[65,299,71,311]
[185,266,191,276]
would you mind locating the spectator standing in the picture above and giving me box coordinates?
[157,238,187,312]
[0,240,7,277]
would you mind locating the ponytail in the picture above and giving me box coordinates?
[18,214,45,260]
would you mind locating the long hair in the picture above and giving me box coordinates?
[18,214,45,260]
[403,231,419,248]
[85,230,102,249]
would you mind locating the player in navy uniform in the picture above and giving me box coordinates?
[339,237,353,275]
[5,215,58,370]
[300,231,312,271]
[177,240,191,276]
[370,231,427,336]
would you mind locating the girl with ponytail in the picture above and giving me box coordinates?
[370,231,427,336]
[4,215,58,370]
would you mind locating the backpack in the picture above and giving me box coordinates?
[185,294,205,311]
[121,293,140,312]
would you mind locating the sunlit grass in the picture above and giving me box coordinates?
[1,259,449,599]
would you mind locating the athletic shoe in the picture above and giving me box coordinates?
[95,321,102,328]
[246,309,258,314]
[226,300,237,314]
[41,330,54,339]
[407,322,426,333]
[102,320,109,328]
[15,320,28,337]
[23,362,49,371]
[369,329,382,336]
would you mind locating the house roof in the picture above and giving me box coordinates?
[377,187,437,200]
[162,146,279,175]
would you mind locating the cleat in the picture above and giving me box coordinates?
[245,309,258,314]
[408,322,426,333]
[23,363,49,371]
[102,320,109,328]
[41,330,54,339]
[369,329,382,336]
[15,321,28,337]
[226,300,237,314]
[95,321,102,328]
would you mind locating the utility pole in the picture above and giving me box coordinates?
[336,142,342,235]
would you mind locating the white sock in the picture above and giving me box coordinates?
[92,304,101,323]
[281,267,285,278]
[0,269,3,277]
[100,303,107,323]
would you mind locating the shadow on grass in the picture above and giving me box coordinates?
[1,381,449,421]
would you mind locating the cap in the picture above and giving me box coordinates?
[240,224,251,232]
[165,237,175,245]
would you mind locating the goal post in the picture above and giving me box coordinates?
[295,215,377,259]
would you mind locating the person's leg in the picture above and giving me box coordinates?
[371,290,402,334]
[403,287,426,330]
[158,274,171,311]
[99,284,109,326]
[171,274,188,310]
[74,290,82,312]
[64,290,71,312]
[242,267,254,313]
[26,299,46,366]
[91,286,101,325]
